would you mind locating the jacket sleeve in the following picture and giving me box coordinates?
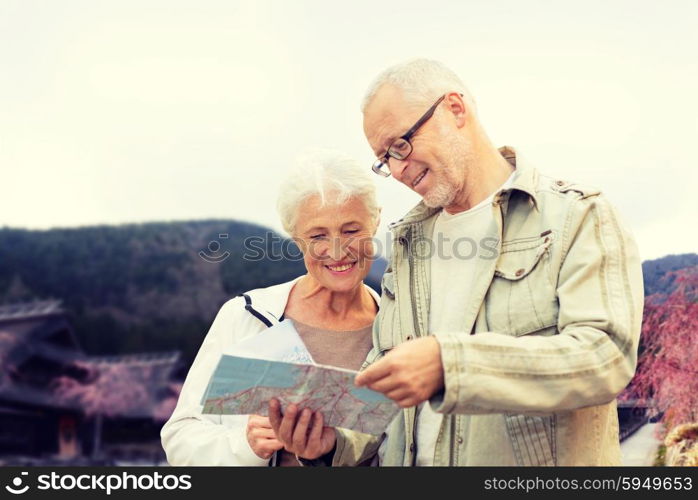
[331,345,386,466]
[332,427,384,466]
[160,298,269,466]
[430,194,644,414]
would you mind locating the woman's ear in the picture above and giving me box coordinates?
[373,208,382,236]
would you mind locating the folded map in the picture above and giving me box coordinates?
[201,354,400,435]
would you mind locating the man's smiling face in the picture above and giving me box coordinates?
[363,85,469,209]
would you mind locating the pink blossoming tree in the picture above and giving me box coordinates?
[622,266,698,435]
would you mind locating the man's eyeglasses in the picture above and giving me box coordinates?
[371,94,448,177]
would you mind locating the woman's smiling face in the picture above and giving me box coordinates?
[293,194,377,293]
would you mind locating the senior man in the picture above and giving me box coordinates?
[271,58,644,466]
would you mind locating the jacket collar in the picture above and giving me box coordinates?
[245,276,303,322]
[499,146,540,211]
[388,145,540,231]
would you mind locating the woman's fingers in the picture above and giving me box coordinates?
[250,427,280,440]
[256,438,284,459]
[248,414,273,429]
[264,438,285,453]
[248,409,286,459]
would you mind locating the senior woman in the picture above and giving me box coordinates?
[160,149,381,466]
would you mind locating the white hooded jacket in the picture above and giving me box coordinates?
[160,277,380,466]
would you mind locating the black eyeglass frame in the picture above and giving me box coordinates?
[371,93,459,177]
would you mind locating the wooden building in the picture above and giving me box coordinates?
[0,300,180,465]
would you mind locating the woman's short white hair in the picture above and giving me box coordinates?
[277,149,379,236]
[362,58,476,113]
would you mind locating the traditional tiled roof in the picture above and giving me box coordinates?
[0,301,181,419]
[0,300,63,324]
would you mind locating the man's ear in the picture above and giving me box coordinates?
[446,92,467,128]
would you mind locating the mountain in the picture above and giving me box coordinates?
[641,253,698,297]
[0,220,386,365]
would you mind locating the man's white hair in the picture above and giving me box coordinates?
[277,149,380,236]
[361,58,476,113]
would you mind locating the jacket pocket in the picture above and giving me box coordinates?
[485,234,559,336]
[504,413,557,466]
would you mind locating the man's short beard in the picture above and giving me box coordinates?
[422,133,471,209]
[423,178,457,208]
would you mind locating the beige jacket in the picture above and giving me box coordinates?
[333,147,644,466]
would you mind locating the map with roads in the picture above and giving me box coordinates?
[202,355,400,435]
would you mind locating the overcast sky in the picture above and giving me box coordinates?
[1,0,696,260]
